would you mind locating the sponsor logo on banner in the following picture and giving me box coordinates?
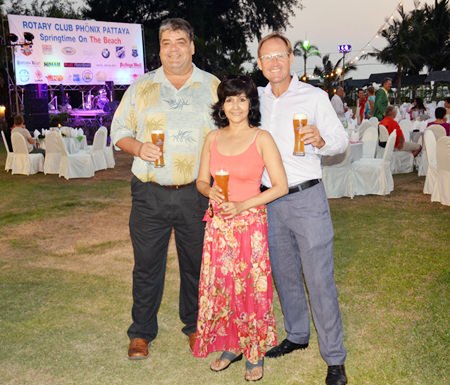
[34,70,44,82]
[46,74,64,82]
[82,70,93,83]
[44,62,61,67]
[20,45,33,56]
[19,69,30,82]
[120,63,143,68]
[42,45,53,55]
[64,63,91,68]
[116,46,125,59]
[62,47,77,55]
[95,71,107,82]
[73,74,81,82]
[102,48,110,58]
[132,46,138,57]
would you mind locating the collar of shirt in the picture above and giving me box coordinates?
[153,64,204,89]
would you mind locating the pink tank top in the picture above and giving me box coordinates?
[210,132,264,202]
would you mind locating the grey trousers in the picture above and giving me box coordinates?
[267,181,346,365]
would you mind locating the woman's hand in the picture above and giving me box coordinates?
[209,185,226,205]
[220,201,244,219]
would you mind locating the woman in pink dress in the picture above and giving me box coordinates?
[193,75,288,381]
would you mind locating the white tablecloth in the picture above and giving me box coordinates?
[39,135,87,154]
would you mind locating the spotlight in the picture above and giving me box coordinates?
[23,32,34,43]
[8,33,18,44]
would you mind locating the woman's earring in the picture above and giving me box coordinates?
[218,110,226,120]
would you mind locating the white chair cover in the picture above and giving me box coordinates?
[391,150,414,174]
[352,131,396,196]
[357,120,375,139]
[61,126,72,136]
[322,146,354,198]
[43,132,62,174]
[369,116,379,126]
[426,124,446,141]
[361,126,378,158]
[431,137,450,206]
[2,130,14,172]
[11,132,44,175]
[88,128,108,171]
[399,119,413,142]
[376,124,389,158]
[98,126,115,168]
[54,133,95,179]
[423,130,438,195]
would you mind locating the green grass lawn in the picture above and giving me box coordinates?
[0,147,448,385]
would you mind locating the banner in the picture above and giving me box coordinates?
[7,14,145,86]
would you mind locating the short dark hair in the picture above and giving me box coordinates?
[13,115,24,126]
[382,77,392,86]
[159,18,194,41]
[435,106,446,119]
[211,75,261,128]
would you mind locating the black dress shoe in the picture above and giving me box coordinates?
[326,365,347,385]
[265,339,308,358]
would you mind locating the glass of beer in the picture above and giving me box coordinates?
[215,169,229,202]
[151,130,165,167]
[293,113,307,156]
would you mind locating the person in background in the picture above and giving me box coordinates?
[408,97,428,120]
[445,97,450,119]
[110,18,220,360]
[427,106,450,136]
[10,115,45,155]
[257,32,348,385]
[380,106,422,156]
[330,86,348,122]
[356,88,367,125]
[373,77,392,121]
[193,75,288,382]
[364,86,375,119]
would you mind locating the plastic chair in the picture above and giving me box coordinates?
[352,131,396,196]
[1,130,14,172]
[431,137,450,206]
[11,132,44,175]
[361,126,378,158]
[322,146,354,199]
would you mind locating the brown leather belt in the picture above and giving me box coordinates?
[148,181,196,190]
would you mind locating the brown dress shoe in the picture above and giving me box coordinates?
[188,333,196,352]
[128,338,149,360]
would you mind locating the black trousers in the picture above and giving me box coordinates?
[127,176,208,341]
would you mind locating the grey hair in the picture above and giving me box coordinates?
[159,18,194,42]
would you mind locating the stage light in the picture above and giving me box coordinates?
[23,32,34,43]
[8,33,18,44]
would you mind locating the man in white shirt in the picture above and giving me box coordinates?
[331,86,347,122]
[257,32,348,385]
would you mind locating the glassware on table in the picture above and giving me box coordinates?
[215,169,229,202]
[151,130,165,168]
[293,113,307,156]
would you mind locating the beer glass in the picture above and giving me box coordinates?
[293,113,307,156]
[215,169,229,202]
[151,130,165,167]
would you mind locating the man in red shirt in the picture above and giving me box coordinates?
[380,106,421,157]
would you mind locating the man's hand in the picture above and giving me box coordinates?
[300,124,325,149]
[138,142,162,162]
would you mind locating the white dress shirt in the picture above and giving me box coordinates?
[331,94,346,121]
[259,76,348,187]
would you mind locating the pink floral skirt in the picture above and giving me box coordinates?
[192,203,277,364]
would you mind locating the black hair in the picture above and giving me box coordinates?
[211,75,261,128]
[435,106,446,119]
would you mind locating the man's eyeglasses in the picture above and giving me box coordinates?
[259,52,290,62]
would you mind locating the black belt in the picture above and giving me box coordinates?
[260,179,321,194]
[148,181,195,190]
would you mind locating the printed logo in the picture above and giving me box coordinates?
[42,44,53,55]
[34,70,43,82]
[19,69,30,82]
[20,44,33,56]
[115,46,125,59]
[46,74,64,82]
[132,46,138,57]
[82,70,93,83]
[44,62,61,67]
[101,48,110,58]
[62,47,76,55]
[64,63,91,68]
[73,74,81,82]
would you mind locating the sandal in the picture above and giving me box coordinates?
[210,351,243,372]
[245,359,264,382]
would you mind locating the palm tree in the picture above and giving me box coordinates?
[293,40,321,82]
[313,54,356,97]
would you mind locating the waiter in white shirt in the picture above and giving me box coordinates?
[257,32,348,385]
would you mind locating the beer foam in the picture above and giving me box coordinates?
[215,169,229,175]
[294,113,307,120]
[152,130,164,134]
